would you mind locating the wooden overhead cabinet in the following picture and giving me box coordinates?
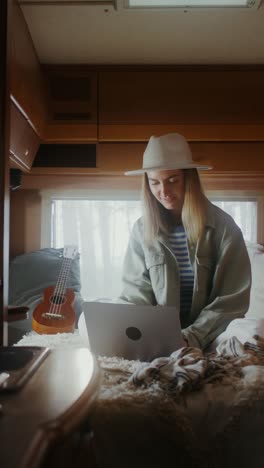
[98,70,264,142]
[9,101,40,171]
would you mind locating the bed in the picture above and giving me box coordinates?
[11,243,264,468]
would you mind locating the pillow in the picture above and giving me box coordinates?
[8,248,83,336]
[246,243,264,319]
[9,248,81,303]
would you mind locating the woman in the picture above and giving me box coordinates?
[120,133,251,350]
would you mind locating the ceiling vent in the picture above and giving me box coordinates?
[124,0,262,9]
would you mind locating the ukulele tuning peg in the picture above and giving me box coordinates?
[63,245,79,259]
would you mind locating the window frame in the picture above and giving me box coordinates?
[41,187,264,247]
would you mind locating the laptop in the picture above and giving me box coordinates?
[78,302,184,362]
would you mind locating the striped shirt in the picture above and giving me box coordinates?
[168,225,194,319]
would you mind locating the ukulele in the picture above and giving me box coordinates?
[32,245,78,335]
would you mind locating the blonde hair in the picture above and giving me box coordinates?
[142,169,207,245]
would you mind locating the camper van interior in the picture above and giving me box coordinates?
[1,0,264,467]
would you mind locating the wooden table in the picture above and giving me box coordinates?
[0,347,100,468]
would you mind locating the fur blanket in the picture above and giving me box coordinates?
[90,336,264,468]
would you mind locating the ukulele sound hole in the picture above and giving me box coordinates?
[50,294,65,305]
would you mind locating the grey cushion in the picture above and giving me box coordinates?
[8,248,83,336]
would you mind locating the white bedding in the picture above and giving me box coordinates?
[15,321,264,468]
[209,317,264,350]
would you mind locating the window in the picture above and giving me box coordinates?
[42,190,259,301]
[209,198,257,243]
[49,198,141,300]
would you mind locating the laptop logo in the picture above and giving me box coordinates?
[125,326,142,341]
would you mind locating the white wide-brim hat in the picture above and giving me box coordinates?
[125,133,212,176]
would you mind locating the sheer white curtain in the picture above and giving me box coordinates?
[47,195,257,301]
[51,199,142,300]
[210,199,257,243]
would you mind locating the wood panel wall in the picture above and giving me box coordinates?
[10,190,42,258]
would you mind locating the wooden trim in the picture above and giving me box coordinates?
[19,0,117,6]
[20,170,264,192]
[20,173,142,190]
[10,154,31,172]
[201,171,264,191]
[99,124,264,142]
[44,123,98,143]
[43,64,264,72]
[29,167,127,176]
[0,0,10,346]
[10,95,39,136]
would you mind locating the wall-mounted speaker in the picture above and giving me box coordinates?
[10,169,22,191]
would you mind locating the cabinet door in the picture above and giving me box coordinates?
[9,101,40,171]
[43,68,97,143]
[98,70,264,141]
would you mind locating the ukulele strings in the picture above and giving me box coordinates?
[49,257,72,316]
[49,258,71,316]
[52,258,72,316]
[56,258,72,316]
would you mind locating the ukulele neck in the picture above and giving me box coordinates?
[55,257,73,296]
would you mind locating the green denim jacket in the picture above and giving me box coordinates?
[119,201,251,350]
